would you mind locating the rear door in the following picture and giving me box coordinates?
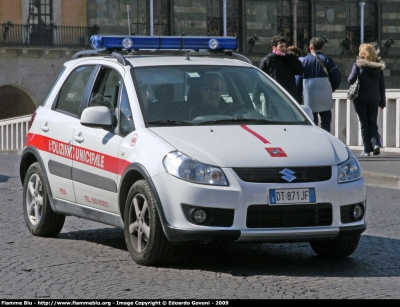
[38,65,95,203]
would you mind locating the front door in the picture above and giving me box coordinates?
[72,66,124,214]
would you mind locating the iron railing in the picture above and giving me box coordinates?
[1,22,99,48]
[0,115,31,151]
[1,90,400,152]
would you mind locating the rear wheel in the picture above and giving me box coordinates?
[124,180,174,266]
[310,234,361,257]
[23,162,65,237]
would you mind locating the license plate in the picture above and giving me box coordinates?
[269,188,316,204]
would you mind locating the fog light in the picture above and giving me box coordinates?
[353,204,364,220]
[192,208,207,224]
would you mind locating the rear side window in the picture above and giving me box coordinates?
[55,65,95,116]
[42,67,66,107]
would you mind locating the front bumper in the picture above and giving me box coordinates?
[151,168,367,243]
[164,224,366,243]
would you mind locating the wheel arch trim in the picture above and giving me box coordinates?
[119,163,178,241]
[20,146,58,212]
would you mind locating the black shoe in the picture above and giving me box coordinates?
[373,146,380,156]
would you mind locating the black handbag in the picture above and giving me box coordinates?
[347,77,360,100]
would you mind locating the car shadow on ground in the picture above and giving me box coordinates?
[57,227,127,252]
[54,227,400,278]
[167,237,398,278]
[0,174,14,183]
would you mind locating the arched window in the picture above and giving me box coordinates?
[345,2,378,55]
[130,0,170,36]
[28,0,52,25]
[27,0,53,46]
[130,0,147,36]
[153,0,171,35]
[207,0,221,36]
[207,0,241,39]
[277,0,311,55]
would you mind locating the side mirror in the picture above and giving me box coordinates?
[300,105,314,122]
[81,106,112,129]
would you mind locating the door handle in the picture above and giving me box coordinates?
[74,134,84,142]
[41,123,49,132]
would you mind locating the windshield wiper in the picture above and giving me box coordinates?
[195,118,274,125]
[147,120,193,126]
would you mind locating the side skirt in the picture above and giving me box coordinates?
[53,198,124,229]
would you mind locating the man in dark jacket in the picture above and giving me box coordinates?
[253,36,304,106]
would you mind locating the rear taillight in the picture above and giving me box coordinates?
[28,111,37,131]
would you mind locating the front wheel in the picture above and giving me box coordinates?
[23,162,65,237]
[124,180,174,266]
[309,234,361,257]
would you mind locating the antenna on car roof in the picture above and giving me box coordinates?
[175,18,190,61]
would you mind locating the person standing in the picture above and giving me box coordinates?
[348,44,386,157]
[253,36,304,106]
[287,45,303,104]
[287,45,301,58]
[297,37,342,132]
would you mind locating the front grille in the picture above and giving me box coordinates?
[247,203,332,228]
[209,208,235,227]
[233,166,332,183]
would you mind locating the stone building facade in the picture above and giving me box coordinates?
[86,0,400,87]
[0,0,399,119]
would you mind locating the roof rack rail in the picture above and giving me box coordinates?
[71,49,129,66]
[111,51,129,66]
[71,49,110,60]
[71,44,252,66]
[230,52,253,65]
[186,50,253,65]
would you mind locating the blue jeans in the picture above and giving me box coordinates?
[313,110,332,133]
[353,99,382,153]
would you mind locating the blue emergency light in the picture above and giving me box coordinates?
[90,35,238,51]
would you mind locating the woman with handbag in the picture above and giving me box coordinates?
[348,43,386,157]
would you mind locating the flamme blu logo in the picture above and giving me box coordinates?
[280,168,296,182]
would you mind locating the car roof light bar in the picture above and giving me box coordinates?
[90,35,238,51]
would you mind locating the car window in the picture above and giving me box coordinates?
[55,65,95,116]
[43,66,66,107]
[119,84,134,137]
[89,66,122,110]
[132,66,309,126]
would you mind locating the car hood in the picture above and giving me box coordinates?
[149,125,349,167]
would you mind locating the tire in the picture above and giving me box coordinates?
[124,180,174,266]
[309,234,361,258]
[23,162,65,237]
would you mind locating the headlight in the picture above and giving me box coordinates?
[337,147,363,183]
[163,151,228,186]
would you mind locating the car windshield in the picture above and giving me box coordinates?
[131,65,310,127]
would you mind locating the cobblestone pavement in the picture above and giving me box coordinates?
[1,154,400,299]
